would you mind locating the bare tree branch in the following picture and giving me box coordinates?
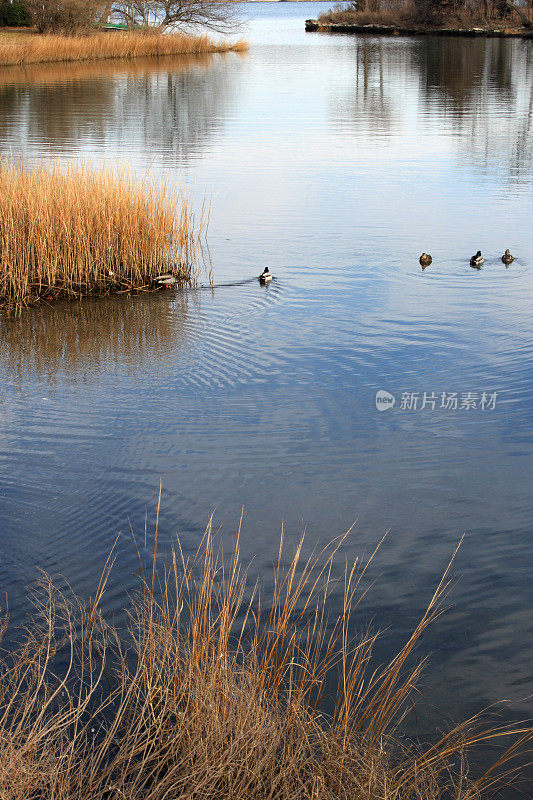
[113,0,241,33]
[502,0,533,26]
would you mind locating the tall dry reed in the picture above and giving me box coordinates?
[0,160,208,313]
[0,503,530,799]
[0,31,248,67]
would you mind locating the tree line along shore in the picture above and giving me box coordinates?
[309,0,533,36]
[0,0,246,67]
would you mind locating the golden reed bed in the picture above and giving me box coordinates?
[0,160,207,314]
[0,30,248,67]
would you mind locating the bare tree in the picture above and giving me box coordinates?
[501,0,533,26]
[25,0,110,32]
[113,0,240,32]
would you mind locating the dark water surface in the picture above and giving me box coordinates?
[1,4,532,786]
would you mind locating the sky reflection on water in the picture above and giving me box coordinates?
[0,6,532,788]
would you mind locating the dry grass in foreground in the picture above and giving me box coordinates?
[0,160,208,314]
[0,30,248,67]
[0,509,531,800]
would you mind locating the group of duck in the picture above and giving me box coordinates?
[419,249,514,269]
[153,251,515,291]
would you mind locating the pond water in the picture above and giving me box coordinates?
[0,3,532,787]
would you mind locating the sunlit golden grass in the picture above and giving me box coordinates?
[0,160,209,314]
[0,502,531,800]
[0,30,248,67]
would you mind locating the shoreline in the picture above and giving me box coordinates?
[0,31,247,68]
[305,19,533,37]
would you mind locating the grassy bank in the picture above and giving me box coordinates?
[0,161,207,313]
[317,0,532,32]
[0,30,248,67]
[0,514,531,799]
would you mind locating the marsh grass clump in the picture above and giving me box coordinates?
[0,160,208,313]
[0,507,531,800]
[0,31,248,67]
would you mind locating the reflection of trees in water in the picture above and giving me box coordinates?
[0,53,243,163]
[333,41,398,135]
[417,36,515,105]
[335,36,532,178]
[0,291,201,386]
[416,37,533,178]
[454,85,532,179]
[114,57,238,160]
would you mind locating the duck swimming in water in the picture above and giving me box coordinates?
[419,253,432,268]
[470,250,484,268]
[258,267,273,284]
[501,249,514,265]
[154,272,177,287]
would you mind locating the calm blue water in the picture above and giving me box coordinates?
[0,4,532,786]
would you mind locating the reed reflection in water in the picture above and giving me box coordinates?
[0,52,245,162]
[0,291,199,385]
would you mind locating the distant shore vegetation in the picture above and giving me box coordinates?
[1,0,241,34]
[0,0,246,66]
[318,0,533,30]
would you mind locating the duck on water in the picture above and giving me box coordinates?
[258,267,273,284]
[153,273,178,287]
[470,250,484,268]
